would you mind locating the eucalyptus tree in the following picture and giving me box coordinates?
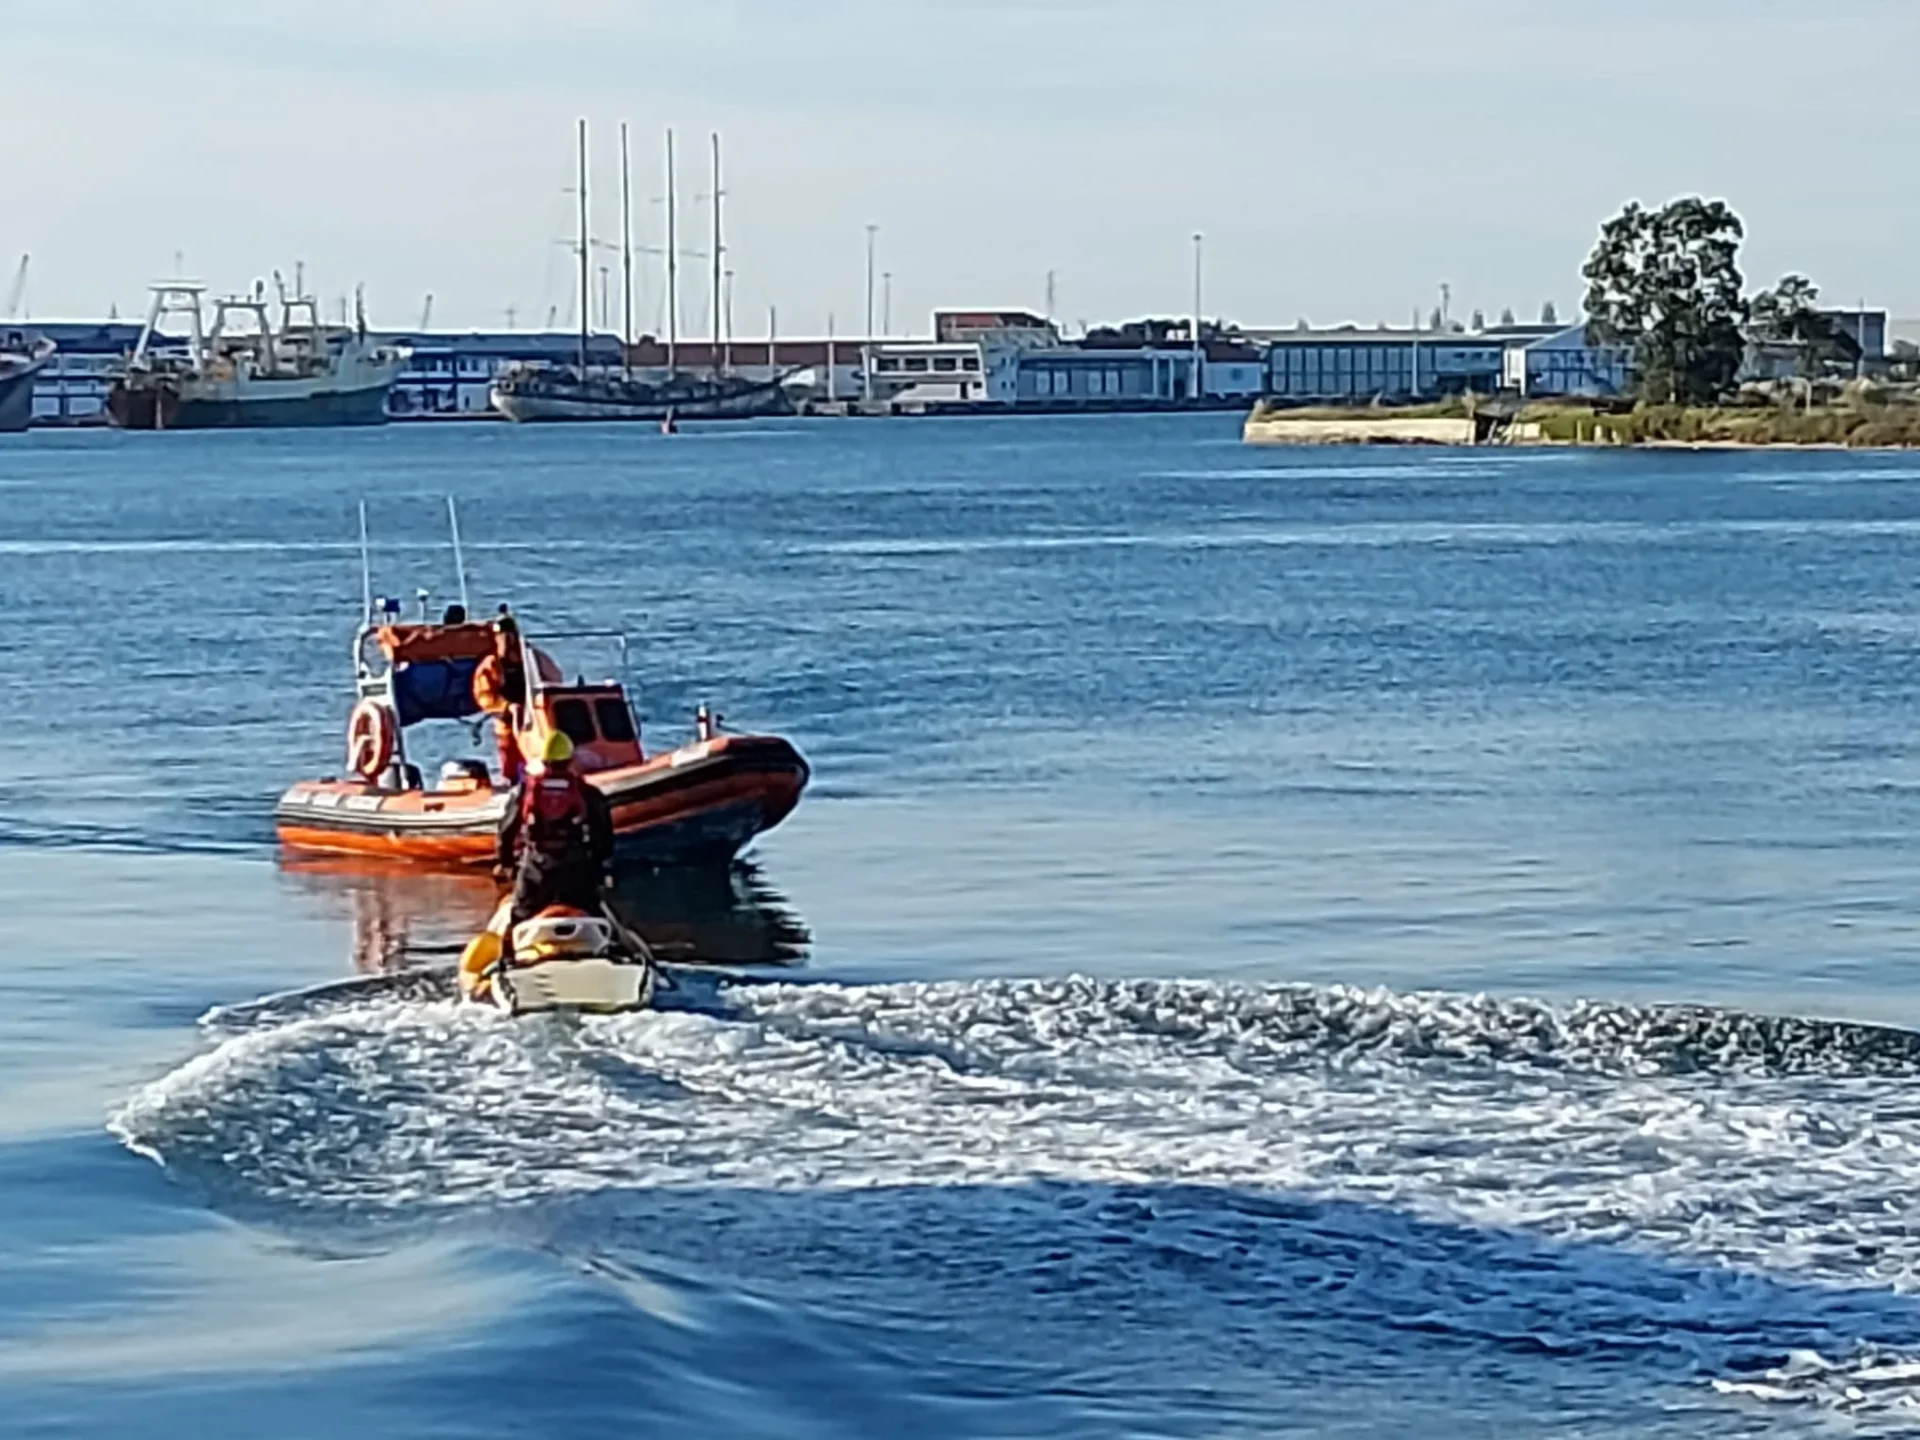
[1582,197,1748,404]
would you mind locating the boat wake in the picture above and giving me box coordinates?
[114,977,1920,1424]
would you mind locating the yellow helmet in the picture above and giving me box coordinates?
[538,730,575,765]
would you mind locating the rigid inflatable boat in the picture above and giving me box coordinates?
[275,594,808,870]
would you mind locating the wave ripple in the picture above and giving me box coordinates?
[114,977,1920,1419]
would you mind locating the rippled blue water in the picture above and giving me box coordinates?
[9,417,1920,1436]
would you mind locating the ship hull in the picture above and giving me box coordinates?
[275,733,810,871]
[108,380,393,430]
[491,376,791,423]
[0,341,53,433]
[0,367,36,433]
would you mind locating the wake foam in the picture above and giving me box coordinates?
[114,976,1920,1417]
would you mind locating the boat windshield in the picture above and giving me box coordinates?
[526,630,633,693]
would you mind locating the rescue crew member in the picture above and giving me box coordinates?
[495,730,616,949]
[471,615,528,784]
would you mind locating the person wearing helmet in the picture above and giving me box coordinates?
[471,616,528,785]
[495,729,617,952]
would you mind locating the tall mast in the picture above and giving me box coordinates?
[576,118,590,373]
[665,128,678,372]
[710,131,724,375]
[619,121,634,377]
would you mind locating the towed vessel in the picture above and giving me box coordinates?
[458,902,657,1015]
[0,328,54,432]
[109,281,405,429]
[275,508,810,869]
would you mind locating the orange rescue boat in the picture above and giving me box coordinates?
[276,609,809,869]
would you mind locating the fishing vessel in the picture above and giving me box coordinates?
[274,505,811,869]
[490,121,789,423]
[108,280,405,429]
[0,328,54,432]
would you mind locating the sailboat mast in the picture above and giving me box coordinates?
[620,121,634,378]
[665,128,678,372]
[710,131,723,375]
[576,118,590,373]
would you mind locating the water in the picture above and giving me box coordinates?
[7,417,1920,1435]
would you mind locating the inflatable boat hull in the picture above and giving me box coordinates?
[276,733,807,869]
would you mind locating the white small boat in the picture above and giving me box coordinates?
[459,901,657,1016]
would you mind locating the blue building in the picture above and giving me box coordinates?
[22,321,148,424]
[1502,325,1633,399]
[377,330,626,416]
[1258,327,1512,402]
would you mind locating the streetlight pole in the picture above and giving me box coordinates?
[619,121,634,377]
[664,128,678,372]
[882,271,892,337]
[863,224,877,402]
[709,132,724,374]
[1191,231,1204,403]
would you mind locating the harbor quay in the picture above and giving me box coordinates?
[9,302,1896,429]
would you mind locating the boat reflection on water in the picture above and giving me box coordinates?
[608,863,811,966]
[278,855,810,977]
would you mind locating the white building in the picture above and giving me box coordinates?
[861,340,998,405]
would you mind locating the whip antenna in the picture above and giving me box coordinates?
[446,495,472,613]
[357,500,373,623]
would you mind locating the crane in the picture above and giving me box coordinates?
[4,254,27,320]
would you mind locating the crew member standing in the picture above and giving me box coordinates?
[496,731,616,947]
[471,615,528,785]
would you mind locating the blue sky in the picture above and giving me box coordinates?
[6,1,1917,334]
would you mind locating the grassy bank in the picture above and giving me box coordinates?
[1250,397,1920,448]
[1522,402,1920,447]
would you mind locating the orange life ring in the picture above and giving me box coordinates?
[346,699,397,781]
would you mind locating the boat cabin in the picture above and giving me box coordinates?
[350,612,643,790]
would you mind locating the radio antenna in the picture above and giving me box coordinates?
[357,500,374,622]
[446,495,472,613]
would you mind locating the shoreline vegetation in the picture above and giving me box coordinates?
[1243,396,1920,450]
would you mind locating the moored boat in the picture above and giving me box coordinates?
[489,363,791,422]
[490,122,791,424]
[0,328,54,432]
[109,280,405,430]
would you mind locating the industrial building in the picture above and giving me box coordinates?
[1503,324,1634,398]
[1253,325,1571,403]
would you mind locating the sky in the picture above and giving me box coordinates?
[6,0,1919,336]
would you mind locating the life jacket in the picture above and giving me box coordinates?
[472,653,527,715]
[521,771,593,858]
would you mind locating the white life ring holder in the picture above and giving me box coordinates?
[346,699,397,782]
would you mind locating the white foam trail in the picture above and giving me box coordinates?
[113,977,1920,1416]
